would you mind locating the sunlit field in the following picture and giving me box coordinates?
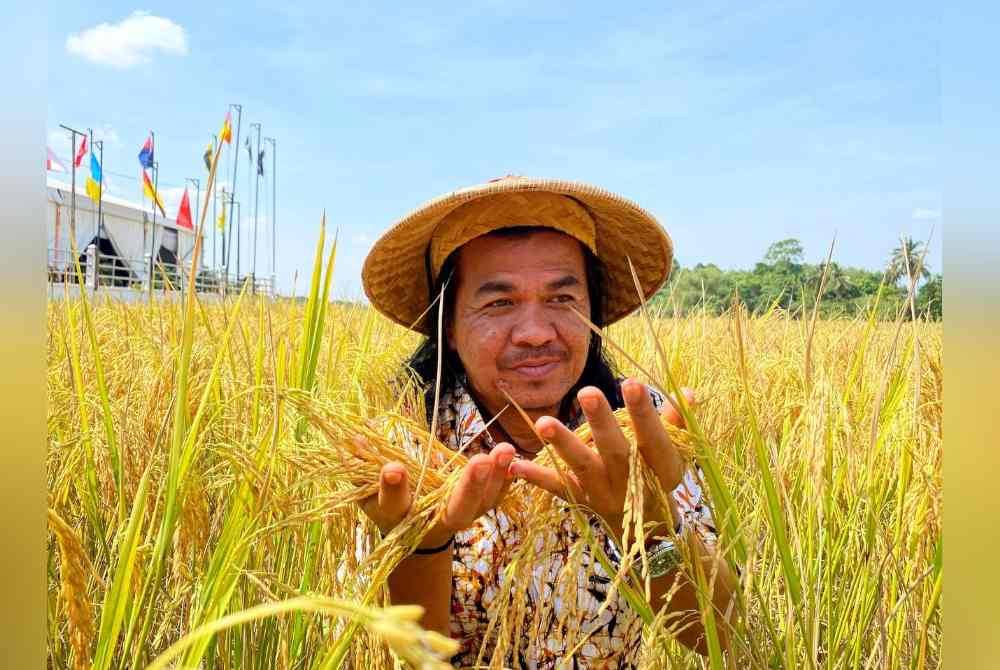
[46,240,942,669]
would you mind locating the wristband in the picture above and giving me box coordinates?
[413,535,455,555]
[607,518,685,578]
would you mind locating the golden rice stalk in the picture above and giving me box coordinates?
[48,508,95,670]
[144,596,460,670]
[287,389,695,503]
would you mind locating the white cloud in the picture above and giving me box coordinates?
[47,129,71,160]
[159,186,187,216]
[92,124,121,147]
[48,124,120,155]
[912,207,941,221]
[66,11,187,68]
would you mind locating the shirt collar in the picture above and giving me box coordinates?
[435,375,586,454]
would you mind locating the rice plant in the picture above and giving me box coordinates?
[46,233,941,668]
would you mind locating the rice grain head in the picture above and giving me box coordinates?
[48,508,95,670]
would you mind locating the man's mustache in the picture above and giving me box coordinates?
[500,346,570,368]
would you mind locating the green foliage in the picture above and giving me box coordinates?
[917,273,943,320]
[763,238,805,265]
[655,238,942,320]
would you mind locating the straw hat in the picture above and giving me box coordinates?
[362,176,674,334]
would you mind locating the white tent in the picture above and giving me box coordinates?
[47,176,196,282]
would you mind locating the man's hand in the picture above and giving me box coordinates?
[509,379,694,540]
[359,441,517,550]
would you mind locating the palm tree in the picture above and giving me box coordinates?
[822,262,855,297]
[887,237,931,285]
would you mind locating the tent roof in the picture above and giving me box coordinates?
[47,176,193,235]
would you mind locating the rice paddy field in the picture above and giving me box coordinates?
[46,237,942,669]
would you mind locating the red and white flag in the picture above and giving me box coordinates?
[176,187,193,230]
[46,146,67,173]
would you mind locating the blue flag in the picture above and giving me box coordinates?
[138,135,154,169]
[90,151,102,183]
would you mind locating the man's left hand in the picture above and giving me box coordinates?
[510,379,694,541]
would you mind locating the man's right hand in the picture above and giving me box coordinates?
[358,440,517,551]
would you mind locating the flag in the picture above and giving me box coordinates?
[85,150,102,203]
[85,176,101,202]
[138,134,154,169]
[257,148,265,176]
[216,198,227,232]
[245,136,252,163]
[46,146,67,172]
[203,141,212,171]
[74,135,88,168]
[219,111,232,144]
[89,151,102,184]
[176,188,193,230]
[142,170,166,216]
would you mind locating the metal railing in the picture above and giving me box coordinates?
[48,245,275,296]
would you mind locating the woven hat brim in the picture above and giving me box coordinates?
[362,178,673,335]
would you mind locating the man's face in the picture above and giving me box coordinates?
[447,229,592,416]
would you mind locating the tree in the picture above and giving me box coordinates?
[649,236,939,320]
[887,236,931,285]
[763,238,805,265]
[807,262,858,303]
[916,273,943,320]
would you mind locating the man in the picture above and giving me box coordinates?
[359,176,737,667]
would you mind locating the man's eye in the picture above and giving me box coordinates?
[486,299,513,308]
[551,295,576,303]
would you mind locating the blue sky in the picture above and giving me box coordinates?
[47,1,943,297]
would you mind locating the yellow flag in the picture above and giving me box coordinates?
[142,170,166,216]
[216,200,227,232]
[85,176,101,203]
[219,111,232,144]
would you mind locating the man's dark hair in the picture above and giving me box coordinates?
[405,226,623,425]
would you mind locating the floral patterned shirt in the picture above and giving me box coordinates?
[434,378,718,669]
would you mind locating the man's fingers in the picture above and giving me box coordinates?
[622,379,684,491]
[359,461,411,533]
[535,416,605,490]
[443,453,494,530]
[661,387,697,428]
[377,462,411,517]
[509,459,583,501]
[577,386,630,488]
[480,443,516,507]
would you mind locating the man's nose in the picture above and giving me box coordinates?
[510,304,557,347]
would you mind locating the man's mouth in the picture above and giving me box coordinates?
[509,358,562,379]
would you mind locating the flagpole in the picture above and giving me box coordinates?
[147,130,158,298]
[211,134,218,274]
[59,124,86,263]
[225,104,243,288]
[264,136,276,291]
[245,132,252,284]
[149,156,159,301]
[187,177,200,251]
[70,132,76,246]
[251,122,261,288]
[95,138,105,289]
[236,194,241,281]
[88,128,95,240]
[234,200,241,284]
[219,188,227,279]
